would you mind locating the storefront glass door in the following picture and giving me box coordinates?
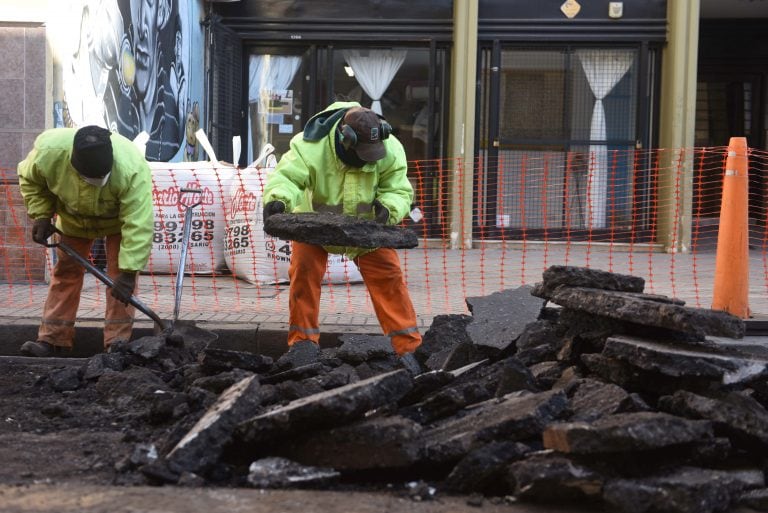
[478,45,650,240]
[246,49,309,164]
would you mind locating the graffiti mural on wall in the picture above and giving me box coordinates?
[52,0,202,162]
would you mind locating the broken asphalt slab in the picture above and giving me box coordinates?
[165,375,262,476]
[236,369,413,445]
[264,212,419,248]
[600,335,768,386]
[532,265,645,298]
[465,286,546,353]
[548,287,744,339]
[542,411,714,454]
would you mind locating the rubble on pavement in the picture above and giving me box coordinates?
[28,264,768,512]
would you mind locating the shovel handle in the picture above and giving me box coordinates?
[173,188,203,324]
[47,234,169,331]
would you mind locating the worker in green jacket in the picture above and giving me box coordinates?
[17,125,154,357]
[263,102,422,371]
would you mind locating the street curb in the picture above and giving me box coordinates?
[0,320,378,360]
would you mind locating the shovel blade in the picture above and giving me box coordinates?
[152,319,217,353]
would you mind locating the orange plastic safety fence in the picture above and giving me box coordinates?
[0,146,766,329]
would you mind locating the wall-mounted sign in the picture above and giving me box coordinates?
[561,0,581,19]
[609,2,624,19]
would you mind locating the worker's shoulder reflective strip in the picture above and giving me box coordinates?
[387,326,419,337]
[289,324,321,335]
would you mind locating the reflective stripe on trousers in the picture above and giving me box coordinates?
[287,241,422,355]
[38,233,136,349]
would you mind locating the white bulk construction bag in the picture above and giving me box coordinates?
[223,145,362,284]
[148,161,235,274]
[223,147,288,284]
[142,129,235,275]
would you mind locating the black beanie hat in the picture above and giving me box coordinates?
[71,126,114,178]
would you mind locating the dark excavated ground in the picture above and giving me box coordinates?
[0,359,577,513]
[1,265,767,513]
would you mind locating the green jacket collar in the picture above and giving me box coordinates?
[302,107,346,142]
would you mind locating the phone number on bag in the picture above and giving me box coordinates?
[224,225,252,250]
[153,220,215,244]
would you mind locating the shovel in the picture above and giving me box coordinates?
[151,186,219,350]
[157,187,219,348]
[47,227,217,349]
[172,187,203,331]
[51,240,169,331]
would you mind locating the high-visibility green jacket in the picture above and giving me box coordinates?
[263,101,413,259]
[18,128,154,272]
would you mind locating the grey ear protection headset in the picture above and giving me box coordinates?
[338,117,393,148]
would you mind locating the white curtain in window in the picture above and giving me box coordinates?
[577,49,634,229]
[247,55,301,162]
[342,49,407,115]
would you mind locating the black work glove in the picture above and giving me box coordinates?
[262,200,285,222]
[373,200,389,225]
[31,218,54,245]
[111,271,137,305]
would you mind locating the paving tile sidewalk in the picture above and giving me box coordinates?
[0,247,765,331]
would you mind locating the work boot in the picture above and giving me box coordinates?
[19,340,59,358]
[275,340,320,371]
[399,352,422,376]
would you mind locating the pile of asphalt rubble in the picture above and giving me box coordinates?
[39,265,768,513]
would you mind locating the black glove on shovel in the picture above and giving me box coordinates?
[31,218,54,245]
[111,271,137,305]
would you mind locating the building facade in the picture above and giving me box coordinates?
[0,0,766,253]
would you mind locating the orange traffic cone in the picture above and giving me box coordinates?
[711,137,750,319]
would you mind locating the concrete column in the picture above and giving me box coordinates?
[447,0,478,249]
[658,0,700,252]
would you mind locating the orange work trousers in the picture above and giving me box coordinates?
[287,242,422,356]
[38,233,136,350]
